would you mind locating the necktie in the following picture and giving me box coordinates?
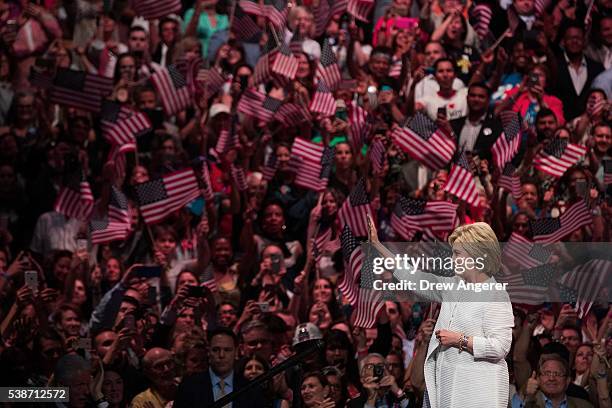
[219,379,226,397]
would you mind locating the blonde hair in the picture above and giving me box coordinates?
[448,222,501,276]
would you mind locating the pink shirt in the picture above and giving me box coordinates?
[506,87,566,126]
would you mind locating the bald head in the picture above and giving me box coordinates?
[142,348,176,387]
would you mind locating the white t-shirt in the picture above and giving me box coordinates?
[417,87,469,121]
[414,74,465,101]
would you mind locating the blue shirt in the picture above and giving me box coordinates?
[209,368,234,408]
[511,393,568,408]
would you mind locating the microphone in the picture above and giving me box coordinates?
[211,339,325,408]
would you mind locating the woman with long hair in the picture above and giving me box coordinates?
[368,221,514,407]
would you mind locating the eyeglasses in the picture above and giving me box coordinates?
[246,338,271,347]
[540,371,566,378]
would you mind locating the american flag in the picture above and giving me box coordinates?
[215,128,238,155]
[101,102,152,146]
[108,142,136,185]
[231,164,248,192]
[471,3,493,40]
[369,140,386,173]
[348,101,374,150]
[90,186,131,244]
[534,139,586,178]
[252,49,272,86]
[238,0,264,16]
[530,200,592,243]
[312,0,331,37]
[197,159,215,201]
[338,225,362,306]
[237,89,283,124]
[54,172,94,220]
[498,263,557,304]
[604,159,612,185]
[330,0,349,17]
[271,42,298,80]
[28,66,54,89]
[492,110,522,170]
[389,59,402,78]
[50,68,114,112]
[183,57,205,96]
[390,197,458,240]
[316,40,341,91]
[265,0,288,28]
[232,4,262,42]
[291,138,334,191]
[391,113,456,170]
[150,64,191,116]
[313,226,332,262]
[133,0,180,19]
[196,68,226,100]
[262,150,278,181]
[289,30,305,54]
[444,151,479,205]
[134,168,201,224]
[309,81,336,117]
[502,232,551,270]
[338,178,373,237]
[498,163,522,200]
[347,0,374,22]
[558,259,611,318]
[202,278,219,293]
[352,245,384,328]
[276,102,312,127]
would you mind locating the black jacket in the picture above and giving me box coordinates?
[450,111,504,163]
[174,370,271,408]
[553,52,604,121]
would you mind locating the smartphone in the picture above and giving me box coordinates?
[270,254,282,274]
[527,72,539,88]
[123,314,136,331]
[77,338,92,351]
[394,17,419,30]
[187,285,204,297]
[367,85,378,110]
[437,106,447,119]
[257,302,270,313]
[25,271,38,292]
[373,364,385,380]
[134,265,162,279]
[76,239,88,251]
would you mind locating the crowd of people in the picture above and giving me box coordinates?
[0,0,611,406]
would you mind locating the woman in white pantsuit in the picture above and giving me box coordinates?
[368,221,514,408]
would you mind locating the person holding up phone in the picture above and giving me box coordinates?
[348,353,408,408]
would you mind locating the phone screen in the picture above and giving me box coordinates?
[134,265,162,278]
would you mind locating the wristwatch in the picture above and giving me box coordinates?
[396,389,407,401]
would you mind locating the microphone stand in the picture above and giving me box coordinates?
[211,339,324,408]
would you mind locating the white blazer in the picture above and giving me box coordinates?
[393,270,514,408]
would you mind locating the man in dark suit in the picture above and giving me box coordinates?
[174,328,269,408]
[553,23,605,121]
[449,82,503,163]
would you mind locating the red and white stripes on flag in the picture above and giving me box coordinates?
[558,259,611,318]
[309,81,336,117]
[202,278,219,293]
[498,163,522,200]
[390,197,458,240]
[471,3,493,40]
[338,178,373,237]
[389,59,402,78]
[290,138,332,191]
[108,143,136,185]
[237,89,283,124]
[215,128,238,155]
[50,68,114,112]
[338,225,362,306]
[239,0,287,28]
[276,102,312,127]
[369,140,386,173]
[502,233,551,270]
[134,168,201,224]
[150,64,191,116]
[316,40,341,91]
[492,110,522,170]
[199,160,215,201]
[534,139,587,178]
[444,151,479,206]
[133,0,181,19]
[54,176,94,220]
[271,43,299,80]
[530,200,593,243]
[90,186,131,244]
[348,101,374,150]
[391,113,456,170]
[352,287,384,328]
[313,227,332,262]
[347,0,374,22]
[231,165,248,192]
[101,102,152,146]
